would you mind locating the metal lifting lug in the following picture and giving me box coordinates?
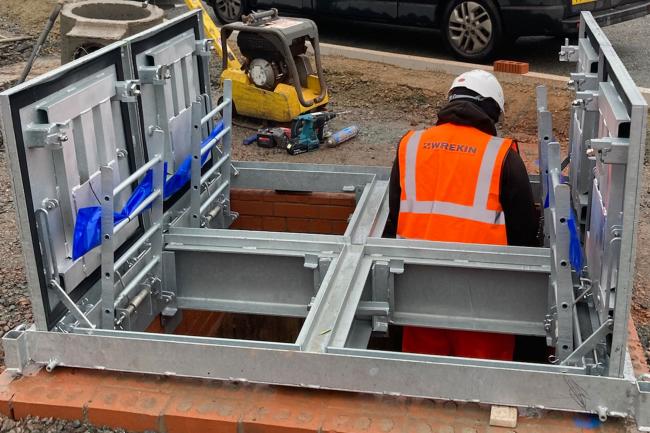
[559,39,579,62]
[24,122,69,149]
[114,80,141,103]
[138,65,172,85]
[194,39,213,57]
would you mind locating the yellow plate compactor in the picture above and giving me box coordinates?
[185,1,329,122]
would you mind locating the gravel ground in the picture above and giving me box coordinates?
[0,416,133,433]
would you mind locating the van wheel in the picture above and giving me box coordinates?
[442,0,502,62]
[209,0,245,23]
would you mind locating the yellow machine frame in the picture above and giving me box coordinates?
[184,0,329,122]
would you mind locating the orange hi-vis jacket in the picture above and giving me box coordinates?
[397,123,518,361]
[397,123,516,245]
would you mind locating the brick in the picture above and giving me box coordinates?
[270,191,325,204]
[0,372,17,416]
[233,200,275,217]
[231,215,263,230]
[163,391,245,433]
[274,202,320,218]
[231,189,271,201]
[318,205,353,221]
[12,381,96,420]
[328,194,356,207]
[493,60,529,75]
[263,216,288,232]
[406,417,460,433]
[331,221,349,235]
[322,406,405,433]
[285,218,331,234]
[87,386,170,432]
[242,387,325,433]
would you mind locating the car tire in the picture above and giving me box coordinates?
[208,0,246,23]
[441,0,503,62]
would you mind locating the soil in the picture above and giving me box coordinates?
[221,56,572,173]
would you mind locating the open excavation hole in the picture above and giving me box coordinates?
[149,311,304,343]
[229,189,356,235]
[71,3,152,21]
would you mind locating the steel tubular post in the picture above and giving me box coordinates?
[220,80,233,228]
[150,152,164,302]
[100,166,116,330]
[548,141,574,359]
[190,100,203,228]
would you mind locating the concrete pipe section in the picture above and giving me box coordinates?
[60,0,164,63]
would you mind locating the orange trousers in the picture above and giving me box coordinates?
[402,327,515,361]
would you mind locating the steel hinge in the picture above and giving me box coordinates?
[569,72,599,92]
[575,90,599,111]
[24,122,69,149]
[588,138,629,164]
[195,39,213,57]
[139,65,172,85]
[114,80,141,103]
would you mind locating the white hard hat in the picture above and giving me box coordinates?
[449,70,505,113]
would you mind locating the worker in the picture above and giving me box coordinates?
[383,69,539,361]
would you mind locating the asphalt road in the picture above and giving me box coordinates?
[313,14,650,87]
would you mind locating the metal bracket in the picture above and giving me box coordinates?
[194,39,213,57]
[588,138,629,164]
[561,318,613,366]
[575,90,599,111]
[138,65,172,85]
[24,122,69,149]
[305,254,332,294]
[570,72,599,92]
[50,280,95,329]
[371,259,404,333]
[559,39,579,62]
[114,80,142,103]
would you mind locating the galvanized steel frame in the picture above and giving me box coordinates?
[1,10,650,429]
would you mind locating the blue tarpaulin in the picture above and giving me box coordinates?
[568,208,583,273]
[71,121,224,260]
[543,175,584,273]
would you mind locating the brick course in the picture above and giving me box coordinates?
[230,189,356,235]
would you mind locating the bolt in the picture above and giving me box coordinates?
[45,358,59,373]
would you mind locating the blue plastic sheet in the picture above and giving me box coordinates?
[71,121,224,260]
[163,121,224,199]
[72,170,153,260]
[568,208,583,273]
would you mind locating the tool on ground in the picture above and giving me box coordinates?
[286,111,347,155]
[257,127,292,148]
[242,127,291,148]
[184,1,329,122]
[326,125,360,148]
[18,0,64,84]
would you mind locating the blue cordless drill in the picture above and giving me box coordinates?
[287,111,343,155]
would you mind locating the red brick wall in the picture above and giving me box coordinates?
[229,189,356,235]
